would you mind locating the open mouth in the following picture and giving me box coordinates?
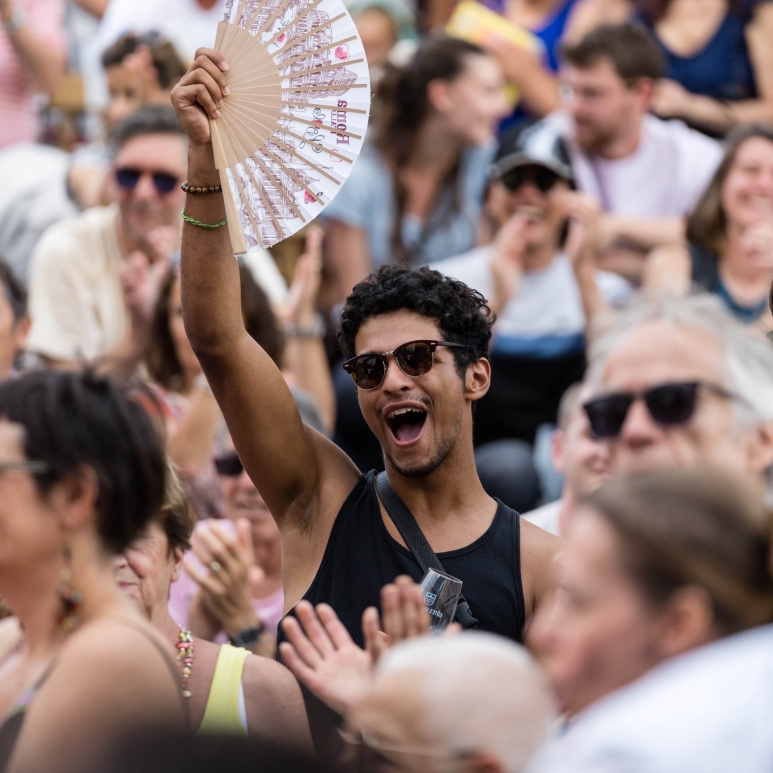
[517,205,544,222]
[385,407,427,444]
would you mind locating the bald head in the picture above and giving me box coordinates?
[349,633,555,773]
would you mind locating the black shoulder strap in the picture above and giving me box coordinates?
[375,472,479,630]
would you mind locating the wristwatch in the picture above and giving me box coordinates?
[3,6,26,35]
[228,621,265,649]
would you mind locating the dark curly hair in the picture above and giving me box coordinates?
[338,265,494,378]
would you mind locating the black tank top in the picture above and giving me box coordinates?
[282,470,526,648]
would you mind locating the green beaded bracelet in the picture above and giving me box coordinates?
[181,208,228,229]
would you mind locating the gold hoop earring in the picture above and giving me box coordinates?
[57,543,83,631]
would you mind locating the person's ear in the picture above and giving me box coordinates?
[47,466,100,533]
[170,545,185,584]
[460,750,507,773]
[466,357,491,402]
[746,420,773,483]
[655,586,717,661]
[634,77,656,109]
[13,314,31,353]
[426,78,454,114]
[552,428,566,474]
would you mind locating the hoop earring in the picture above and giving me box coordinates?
[57,543,83,631]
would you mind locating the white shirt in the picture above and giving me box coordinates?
[83,0,223,107]
[544,111,722,218]
[528,625,773,773]
[435,247,630,359]
[522,500,562,536]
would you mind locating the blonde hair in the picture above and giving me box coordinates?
[157,459,197,553]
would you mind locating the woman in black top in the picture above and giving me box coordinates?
[0,371,183,772]
[645,123,773,329]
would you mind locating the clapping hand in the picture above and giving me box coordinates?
[279,576,437,715]
[562,191,604,271]
[282,226,324,328]
[184,518,265,638]
[489,212,529,315]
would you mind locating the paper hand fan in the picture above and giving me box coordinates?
[209,0,370,254]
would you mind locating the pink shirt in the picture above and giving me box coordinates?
[0,0,65,148]
[168,557,285,642]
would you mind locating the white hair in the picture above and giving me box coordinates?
[587,291,773,425]
[375,632,556,773]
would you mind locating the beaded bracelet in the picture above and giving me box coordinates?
[181,208,228,229]
[181,182,223,194]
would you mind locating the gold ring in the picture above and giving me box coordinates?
[210,561,222,573]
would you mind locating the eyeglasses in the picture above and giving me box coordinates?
[115,167,179,195]
[583,381,735,438]
[500,165,560,193]
[343,340,468,391]
[0,460,50,474]
[214,452,243,477]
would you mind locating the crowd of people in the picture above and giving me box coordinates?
[1,0,773,770]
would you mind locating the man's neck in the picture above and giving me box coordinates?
[385,441,493,530]
[522,240,559,272]
[593,117,644,161]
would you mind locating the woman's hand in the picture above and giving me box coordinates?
[489,212,528,316]
[740,221,773,269]
[170,48,230,147]
[562,191,604,271]
[284,226,324,328]
[183,518,265,637]
[651,78,695,119]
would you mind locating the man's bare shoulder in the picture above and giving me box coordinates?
[519,517,564,623]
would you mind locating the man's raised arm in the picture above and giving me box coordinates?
[171,50,339,528]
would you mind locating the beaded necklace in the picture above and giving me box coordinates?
[176,625,194,698]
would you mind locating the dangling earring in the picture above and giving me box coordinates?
[57,543,83,631]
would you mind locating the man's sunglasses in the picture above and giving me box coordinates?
[343,340,468,391]
[501,165,560,193]
[583,380,735,438]
[214,452,243,477]
[115,167,179,195]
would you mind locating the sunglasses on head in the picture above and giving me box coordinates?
[501,165,560,193]
[343,340,468,391]
[214,451,243,477]
[115,167,179,195]
[583,380,735,438]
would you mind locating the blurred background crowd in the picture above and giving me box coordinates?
[1,0,773,769]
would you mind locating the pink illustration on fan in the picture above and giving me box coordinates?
[304,191,316,203]
[276,33,286,42]
[313,119,323,126]
[334,45,350,60]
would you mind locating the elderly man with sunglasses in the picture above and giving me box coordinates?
[583,292,773,502]
[434,123,630,512]
[26,105,187,369]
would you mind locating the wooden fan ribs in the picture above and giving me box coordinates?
[211,0,368,250]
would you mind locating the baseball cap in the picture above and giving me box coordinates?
[490,121,573,182]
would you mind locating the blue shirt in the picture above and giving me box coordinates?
[322,142,495,267]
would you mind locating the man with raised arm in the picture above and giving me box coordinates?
[170,49,559,651]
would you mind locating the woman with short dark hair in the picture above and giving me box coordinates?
[0,369,184,773]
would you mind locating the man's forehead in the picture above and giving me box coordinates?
[354,310,443,355]
[602,322,727,389]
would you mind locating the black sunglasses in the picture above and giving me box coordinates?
[343,340,468,391]
[214,451,243,477]
[115,167,179,195]
[501,165,560,193]
[583,381,735,438]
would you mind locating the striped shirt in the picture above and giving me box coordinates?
[0,0,65,148]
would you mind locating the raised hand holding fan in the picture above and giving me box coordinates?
[208,0,370,254]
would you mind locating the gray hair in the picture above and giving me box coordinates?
[586,292,773,502]
[376,632,555,773]
[587,292,773,426]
